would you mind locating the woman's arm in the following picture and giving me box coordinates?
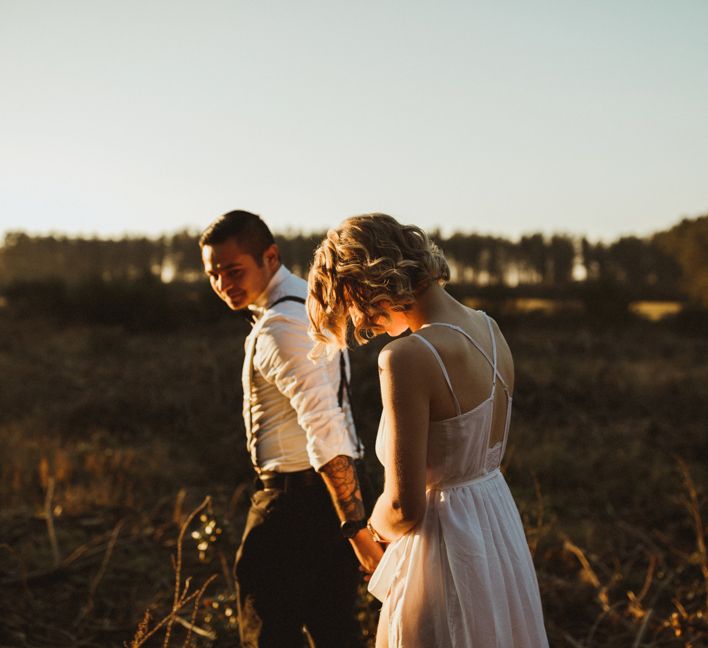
[368,338,430,542]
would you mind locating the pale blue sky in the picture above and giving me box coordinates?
[1,0,706,241]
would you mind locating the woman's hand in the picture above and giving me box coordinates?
[349,528,385,575]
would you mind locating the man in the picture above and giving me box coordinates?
[200,210,382,648]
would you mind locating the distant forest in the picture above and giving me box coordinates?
[1,215,706,313]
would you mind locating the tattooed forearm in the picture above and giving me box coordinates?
[319,455,366,522]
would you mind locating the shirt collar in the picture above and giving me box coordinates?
[248,264,291,318]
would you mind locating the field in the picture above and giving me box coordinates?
[1,308,707,647]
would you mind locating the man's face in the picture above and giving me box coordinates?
[201,238,280,310]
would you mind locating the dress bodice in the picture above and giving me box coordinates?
[375,314,512,489]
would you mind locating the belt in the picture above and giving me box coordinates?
[257,468,321,492]
[428,468,502,492]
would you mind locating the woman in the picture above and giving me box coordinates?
[307,214,548,647]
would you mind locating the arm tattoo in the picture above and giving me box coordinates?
[320,455,366,521]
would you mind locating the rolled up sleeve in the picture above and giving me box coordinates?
[254,314,357,470]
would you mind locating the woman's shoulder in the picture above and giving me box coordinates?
[377,335,433,374]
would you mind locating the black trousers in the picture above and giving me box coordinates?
[234,478,363,648]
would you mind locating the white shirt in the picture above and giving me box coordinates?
[242,265,361,472]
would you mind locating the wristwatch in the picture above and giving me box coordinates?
[340,518,367,539]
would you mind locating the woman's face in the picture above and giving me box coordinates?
[348,301,410,338]
[380,303,410,337]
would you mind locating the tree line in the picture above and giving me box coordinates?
[1,215,706,306]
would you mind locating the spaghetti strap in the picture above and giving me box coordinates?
[484,313,498,396]
[411,334,462,417]
[423,320,511,395]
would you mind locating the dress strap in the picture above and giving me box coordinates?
[411,334,462,417]
[423,320,511,395]
[484,313,498,396]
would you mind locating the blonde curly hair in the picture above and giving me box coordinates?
[307,213,450,348]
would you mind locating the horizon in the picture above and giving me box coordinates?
[1,210,703,245]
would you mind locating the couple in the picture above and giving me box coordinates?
[200,210,549,648]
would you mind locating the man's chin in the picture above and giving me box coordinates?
[225,299,247,311]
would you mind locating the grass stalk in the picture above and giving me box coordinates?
[44,476,61,566]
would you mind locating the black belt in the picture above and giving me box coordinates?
[257,468,321,492]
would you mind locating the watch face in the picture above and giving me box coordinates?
[341,519,366,538]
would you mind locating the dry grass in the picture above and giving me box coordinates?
[0,312,706,646]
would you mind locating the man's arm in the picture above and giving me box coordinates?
[257,316,355,468]
[257,316,383,571]
[320,454,383,574]
[319,454,366,521]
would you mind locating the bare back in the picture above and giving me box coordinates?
[412,308,514,449]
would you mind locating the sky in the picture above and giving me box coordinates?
[1,0,707,242]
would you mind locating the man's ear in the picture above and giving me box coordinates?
[263,243,280,270]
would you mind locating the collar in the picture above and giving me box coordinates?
[248,265,291,319]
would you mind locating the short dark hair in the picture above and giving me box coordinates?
[199,210,276,262]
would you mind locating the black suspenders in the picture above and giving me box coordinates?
[267,295,306,308]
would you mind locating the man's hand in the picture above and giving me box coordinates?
[350,528,385,575]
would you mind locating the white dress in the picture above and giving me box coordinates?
[368,316,549,647]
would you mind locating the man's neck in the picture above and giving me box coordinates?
[251,263,287,310]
